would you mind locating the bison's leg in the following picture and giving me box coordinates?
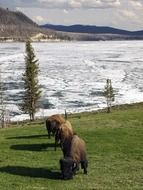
[72,161,79,175]
[55,130,60,151]
[45,120,51,139]
[47,129,51,139]
[54,137,58,151]
[81,160,88,174]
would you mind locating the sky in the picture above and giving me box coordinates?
[0,0,143,31]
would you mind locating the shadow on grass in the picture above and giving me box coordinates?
[0,166,61,180]
[10,143,60,151]
[7,134,48,139]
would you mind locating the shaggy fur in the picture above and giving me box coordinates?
[56,121,73,144]
[45,114,66,138]
[55,120,73,152]
[45,114,73,151]
[58,130,88,176]
[69,135,87,164]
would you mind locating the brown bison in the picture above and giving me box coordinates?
[56,127,88,179]
[45,114,65,139]
[55,120,73,151]
[45,114,73,151]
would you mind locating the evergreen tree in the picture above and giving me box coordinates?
[104,79,115,113]
[20,41,41,121]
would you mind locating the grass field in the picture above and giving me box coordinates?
[0,105,143,190]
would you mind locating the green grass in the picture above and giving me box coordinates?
[0,105,143,190]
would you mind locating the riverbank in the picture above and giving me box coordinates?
[5,101,143,127]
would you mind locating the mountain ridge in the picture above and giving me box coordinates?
[41,24,143,36]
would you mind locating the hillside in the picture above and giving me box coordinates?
[0,7,56,41]
[41,24,131,35]
[41,24,143,40]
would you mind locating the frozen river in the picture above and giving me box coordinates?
[0,41,143,121]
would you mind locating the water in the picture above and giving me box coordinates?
[0,41,143,121]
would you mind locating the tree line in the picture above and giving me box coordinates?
[0,41,115,127]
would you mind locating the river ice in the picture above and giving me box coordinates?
[0,41,143,121]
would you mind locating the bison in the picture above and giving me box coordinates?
[60,157,78,180]
[45,114,73,151]
[45,114,65,139]
[57,126,88,179]
[55,120,73,151]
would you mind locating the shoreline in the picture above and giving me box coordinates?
[1,38,143,43]
[6,101,143,126]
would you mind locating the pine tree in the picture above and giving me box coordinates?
[104,79,115,113]
[20,41,41,121]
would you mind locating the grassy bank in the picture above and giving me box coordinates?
[0,104,143,189]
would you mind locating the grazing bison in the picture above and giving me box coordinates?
[60,157,78,180]
[55,120,73,151]
[45,114,73,151]
[57,126,88,179]
[45,114,65,139]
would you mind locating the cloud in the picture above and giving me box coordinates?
[16,7,23,11]
[0,0,121,10]
[130,0,143,9]
[120,10,136,18]
[112,7,143,30]
[63,9,69,14]
[12,0,121,9]
[35,15,45,22]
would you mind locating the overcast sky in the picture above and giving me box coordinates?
[0,0,143,31]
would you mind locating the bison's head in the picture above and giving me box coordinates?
[46,120,58,138]
[60,158,78,180]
